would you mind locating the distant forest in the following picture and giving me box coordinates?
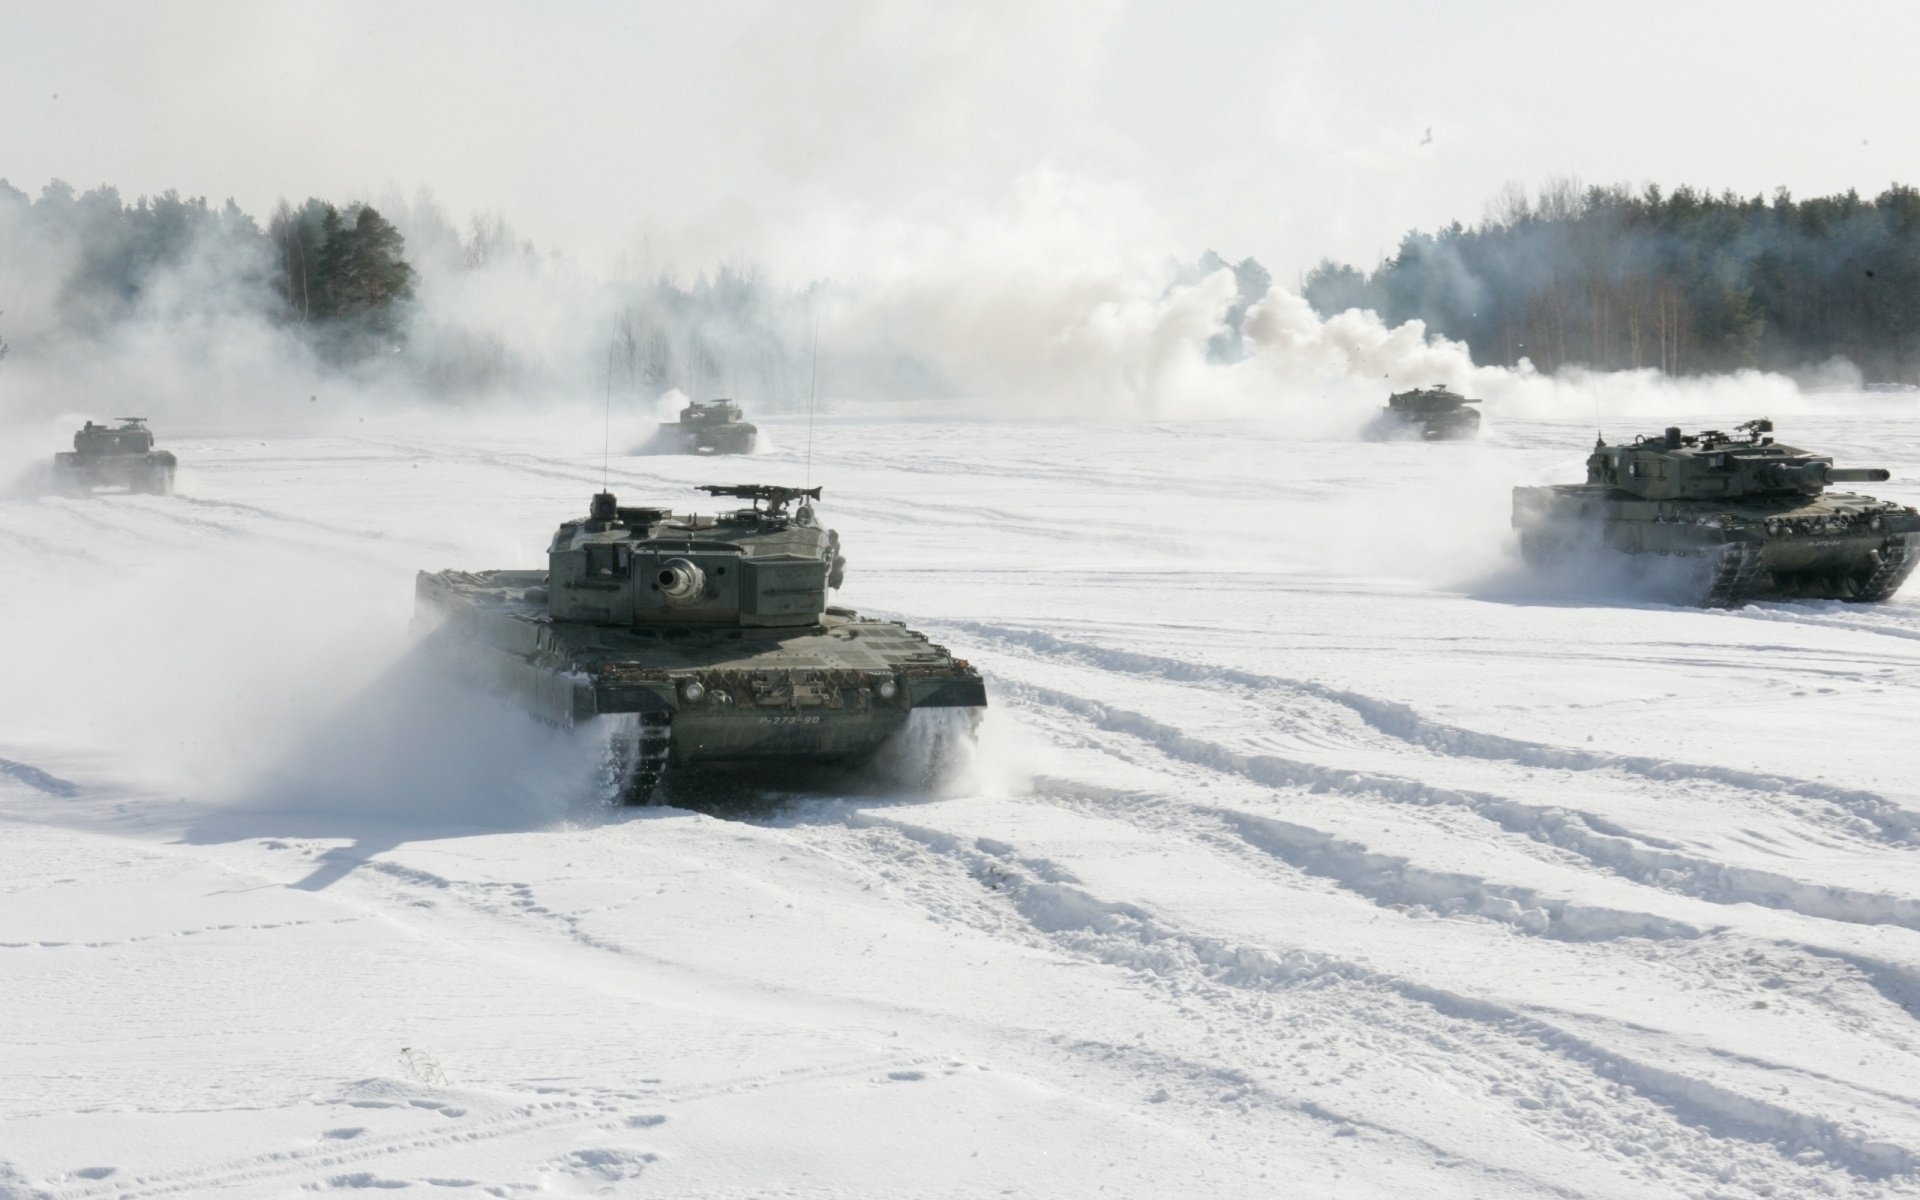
[0,179,415,363]
[0,179,807,404]
[1304,181,1920,381]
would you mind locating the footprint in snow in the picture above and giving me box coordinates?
[325,1172,411,1189]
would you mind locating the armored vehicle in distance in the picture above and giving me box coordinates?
[664,398,758,454]
[416,483,986,803]
[1514,419,1919,607]
[53,418,176,495]
[1383,385,1481,440]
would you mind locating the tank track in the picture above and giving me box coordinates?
[1848,532,1920,603]
[1697,538,1769,608]
[607,713,673,805]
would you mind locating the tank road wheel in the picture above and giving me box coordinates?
[605,713,673,805]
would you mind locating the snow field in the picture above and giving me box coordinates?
[4,406,1920,1196]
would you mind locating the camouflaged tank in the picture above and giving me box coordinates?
[415,484,986,803]
[664,398,758,454]
[52,418,176,494]
[1383,385,1481,440]
[1513,419,1919,607]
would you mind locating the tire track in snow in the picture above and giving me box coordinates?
[780,807,1920,1187]
[1006,680,1920,936]
[944,620,1920,847]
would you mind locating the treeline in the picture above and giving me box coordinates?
[1304,180,1920,380]
[0,179,414,363]
[0,178,816,406]
[607,266,808,410]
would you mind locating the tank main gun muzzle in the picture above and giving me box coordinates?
[656,558,706,604]
[1828,467,1892,483]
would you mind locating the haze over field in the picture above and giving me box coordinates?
[6,4,1920,1198]
[5,0,1920,430]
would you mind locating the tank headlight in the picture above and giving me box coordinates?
[682,681,706,703]
[1870,514,1885,531]
[876,678,899,700]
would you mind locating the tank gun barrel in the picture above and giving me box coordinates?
[1759,462,1827,488]
[1757,462,1892,491]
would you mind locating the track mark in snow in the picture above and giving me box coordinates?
[949,620,1920,847]
[1012,680,1920,936]
[1735,600,1920,645]
[828,810,1920,1183]
[1031,780,1702,943]
[0,757,82,797]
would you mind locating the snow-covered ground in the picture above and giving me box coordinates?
[5,404,1920,1198]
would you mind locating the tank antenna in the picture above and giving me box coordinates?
[804,298,820,488]
[602,337,616,491]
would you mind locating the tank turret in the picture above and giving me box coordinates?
[1514,417,1920,606]
[680,399,744,427]
[543,484,841,628]
[1585,418,1893,501]
[414,483,982,804]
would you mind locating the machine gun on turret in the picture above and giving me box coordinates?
[696,484,822,516]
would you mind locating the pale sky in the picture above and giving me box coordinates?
[4,0,1915,284]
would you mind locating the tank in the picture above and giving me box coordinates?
[415,483,987,803]
[1513,419,1920,607]
[663,398,758,454]
[52,418,176,494]
[1382,385,1481,440]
